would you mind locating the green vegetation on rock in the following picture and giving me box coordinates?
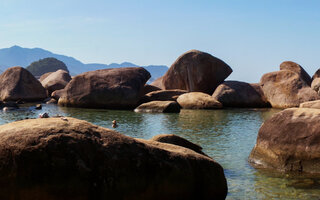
[26,57,69,76]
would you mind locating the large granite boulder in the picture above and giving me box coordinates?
[140,89,187,104]
[299,100,320,109]
[58,67,151,109]
[311,78,320,94]
[151,134,206,156]
[260,70,319,108]
[0,117,227,200]
[280,61,312,85]
[177,92,222,109]
[39,72,54,82]
[212,81,270,108]
[249,108,320,174]
[312,69,320,80]
[161,50,232,94]
[0,66,47,102]
[134,101,180,113]
[150,76,164,89]
[41,70,72,96]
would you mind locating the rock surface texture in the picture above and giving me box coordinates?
[134,101,181,113]
[58,67,150,109]
[177,92,222,109]
[249,108,320,174]
[260,70,319,108]
[161,50,232,94]
[0,66,47,101]
[0,117,227,200]
[212,81,270,108]
[41,70,72,96]
[280,61,312,86]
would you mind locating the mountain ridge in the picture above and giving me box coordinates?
[0,46,168,81]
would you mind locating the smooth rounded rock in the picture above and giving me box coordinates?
[0,66,47,102]
[0,117,227,199]
[260,70,319,108]
[212,81,270,108]
[280,61,312,85]
[134,101,181,113]
[177,92,222,109]
[162,50,232,94]
[58,67,150,109]
[41,70,71,96]
[249,108,320,174]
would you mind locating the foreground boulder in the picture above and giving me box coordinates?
[0,67,47,102]
[140,89,187,104]
[161,50,232,94]
[177,92,222,109]
[151,134,206,156]
[249,108,320,174]
[134,101,180,113]
[212,81,270,108]
[58,67,150,109]
[260,70,319,108]
[41,70,72,96]
[280,61,312,85]
[0,117,227,200]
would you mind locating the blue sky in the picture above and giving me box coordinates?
[0,0,319,82]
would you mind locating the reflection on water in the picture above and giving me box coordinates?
[0,105,319,199]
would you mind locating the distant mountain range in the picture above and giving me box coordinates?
[0,45,168,82]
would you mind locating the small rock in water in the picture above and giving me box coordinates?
[3,107,17,112]
[39,113,49,118]
[35,104,42,110]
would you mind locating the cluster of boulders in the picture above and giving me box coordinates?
[1,49,319,113]
[0,117,227,199]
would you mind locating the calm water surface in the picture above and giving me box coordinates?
[1,104,320,199]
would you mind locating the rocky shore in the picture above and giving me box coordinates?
[1,49,320,199]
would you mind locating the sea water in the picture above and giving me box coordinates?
[1,104,320,200]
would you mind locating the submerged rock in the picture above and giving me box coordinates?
[212,81,270,108]
[161,50,232,94]
[177,92,222,109]
[0,117,227,200]
[58,67,150,109]
[134,101,180,113]
[249,108,320,174]
[0,67,47,102]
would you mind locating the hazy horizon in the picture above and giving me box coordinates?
[1,0,319,82]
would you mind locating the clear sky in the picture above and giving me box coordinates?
[0,0,319,82]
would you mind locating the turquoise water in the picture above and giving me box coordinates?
[1,104,320,199]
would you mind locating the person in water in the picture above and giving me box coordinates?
[112,120,118,128]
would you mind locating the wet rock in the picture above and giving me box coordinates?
[140,89,187,104]
[0,117,227,200]
[0,67,47,102]
[58,67,150,109]
[35,104,42,110]
[161,50,232,94]
[134,101,180,113]
[177,92,222,109]
[46,98,58,104]
[249,108,320,174]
